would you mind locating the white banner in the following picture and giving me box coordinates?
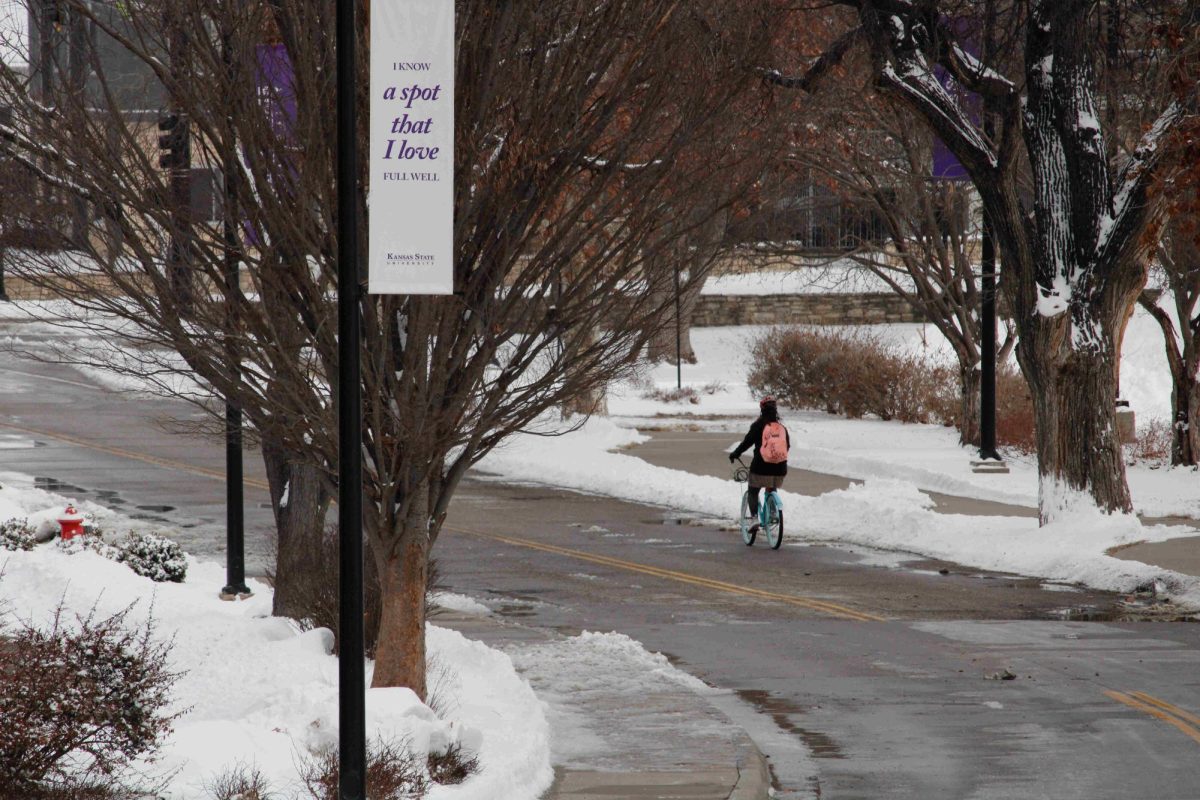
[368,1,454,295]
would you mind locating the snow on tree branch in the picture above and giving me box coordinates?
[879,56,997,170]
[1097,99,1189,265]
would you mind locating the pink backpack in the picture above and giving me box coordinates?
[761,421,788,464]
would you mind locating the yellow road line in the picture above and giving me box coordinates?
[0,420,271,492]
[1105,690,1200,746]
[1127,691,1200,729]
[447,524,886,622]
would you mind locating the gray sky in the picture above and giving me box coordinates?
[0,1,26,67]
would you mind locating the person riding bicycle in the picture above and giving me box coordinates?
[728,396,790,532]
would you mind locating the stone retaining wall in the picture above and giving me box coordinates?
[693,293,924,327]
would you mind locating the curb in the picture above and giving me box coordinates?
[729,733,772,800]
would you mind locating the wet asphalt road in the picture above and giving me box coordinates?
[440,477,1200,799]
[3,326,1200,798]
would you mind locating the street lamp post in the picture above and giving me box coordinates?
[336,0,367,796]
[674,264,682,390]
[220,29,249,601]
[979,214,1000,462]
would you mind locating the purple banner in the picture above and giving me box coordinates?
[245,44,297,245]
[255,43,296,138]
[932,17,981,182]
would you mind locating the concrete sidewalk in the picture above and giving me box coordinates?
[1112,536,1200,578]
[435,609,771,800]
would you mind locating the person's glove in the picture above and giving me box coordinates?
[728,452,737,463]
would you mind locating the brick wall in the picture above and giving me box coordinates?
[692,293,924,327]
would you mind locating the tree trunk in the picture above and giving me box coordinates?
[959,365,981,448]
[1174,370,1200,467]
[645,274,700,365]
[564,384,608,417]
[1020,338,1133,522]
[371,488,430,700]
[262,436,332,619]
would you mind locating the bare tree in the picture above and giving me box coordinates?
[1140,218,1200,465]
[778,85,1017,446]
[0,0,774,696]
[777,0,1199,521]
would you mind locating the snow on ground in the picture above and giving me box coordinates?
[0,300,215,400]
[701,260,913,295]
[0,482,553,800]
[432,592,493,616]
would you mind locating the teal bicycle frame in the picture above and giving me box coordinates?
[733,457,784,549]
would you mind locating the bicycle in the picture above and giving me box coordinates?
[732,457,784,549]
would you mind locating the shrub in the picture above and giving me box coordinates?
[994,367,1036,454]
[0,518,35,551]
[641,381,725,405]
[1127,417,1173,466]
[0,605,179,798]
[748,327,1047,456]
[297,738,428,800]
[114,532,187,583]
[747,327,957,424]
[204,763,276,800]
[426,743,479,786]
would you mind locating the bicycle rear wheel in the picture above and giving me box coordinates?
[740,490,756,546]
[765,493,783,550]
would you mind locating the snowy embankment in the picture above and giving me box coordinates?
[478,414,1200,608]
[0,484,553,800]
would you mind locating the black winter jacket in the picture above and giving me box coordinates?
[731,416,790,477]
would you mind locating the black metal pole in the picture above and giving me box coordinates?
[222,400,249,596]
[220,25,248,600]
[980,212,999,461]
[336,0,366,796]
[674,264,682,390]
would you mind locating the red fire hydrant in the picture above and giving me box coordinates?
[57,505,85,541]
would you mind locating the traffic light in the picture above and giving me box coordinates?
[41,0,63,33]
[157,113,189,170]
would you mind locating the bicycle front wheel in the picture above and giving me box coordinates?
[765,494,783,550]
[740,490,756,546]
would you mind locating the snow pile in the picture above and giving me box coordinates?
[479,416,1200,607]
[0,485,552,800]
[0,472,123,538]
[431,592,493,616]
[506,631,719,768]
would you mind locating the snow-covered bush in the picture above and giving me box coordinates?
[0,605,178,798]
[114,532,188,583]
[56,532,116,557]
[0,518,36,551]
